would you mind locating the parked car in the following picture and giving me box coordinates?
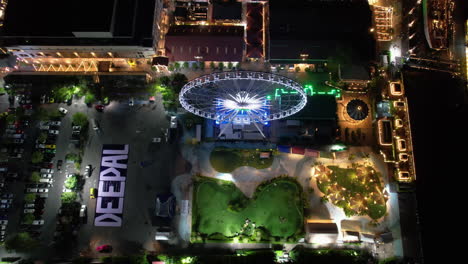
[50,121,61,126]
[13,139,24,144]
[72,126,81,131]
[0,193,13,199]
[40,168,53,174]
[49,130,59,135]
[0,199,13,204]
[26,188,38,193]
[39,178,53,183]
[24,204,35,208]
[170,116,177,128]
[24,208,35,213]
[36,144,46,149]
[32,220,44,225]
[90,188,97,199]
[58,107,68,115]
[41,173,52,178]
[39,126,49,130]
[38,188,49,193]
[128,98,134,106]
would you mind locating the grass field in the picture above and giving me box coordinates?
[210,148,274,173]
[192,177,303,241]
[316,165,387,220]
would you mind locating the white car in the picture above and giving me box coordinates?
[58,107,68,114]
[40,168,53,174]
[129,98,134,106]
[66,174,74,178]
[0,225,6,230]
[24,204,35,208]
[32,220,44,225]
[26,188,38,193]
[24,208,35,213]
[79,205,87,217]
[0,199,12,204]
[49,130,59,135]
[38,188,49,193]
[41,173,52,178]
[39,121,49,126]
[63,187,72,193]
[50,121,61,126]
[0,220,8,225]
[39,178,53,183]
[0,204,11,209]
[72,126,81,131]
[36,144,46,149]
[39,126,49,130]
[170,116,177,128]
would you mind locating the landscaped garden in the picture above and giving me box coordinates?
[313,164,387,220]
[209,147,274,173]
[192,176,304,243]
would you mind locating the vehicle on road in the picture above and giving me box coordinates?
[96,245,112,252]
[57,160,63,171]
[92,119,100,131]
[95,105,105,111]
[58,107,68,115]
[90,188,97,199]
[170,116,177,128]
[80,205,87,217]
[84,165,91,178]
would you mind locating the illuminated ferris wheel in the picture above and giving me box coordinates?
[179,71,307,137]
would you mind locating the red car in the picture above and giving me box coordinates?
[95,105,105,111]
[96,244,112,252]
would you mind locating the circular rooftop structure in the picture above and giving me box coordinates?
[346,99,369,121]
[179,71,307,125]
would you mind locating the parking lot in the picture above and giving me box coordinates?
[0,89,183,259]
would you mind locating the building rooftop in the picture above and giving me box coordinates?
[1,0,155,46]
[212,1,242,21]
[165,25,244,62]
[269,0,374,62]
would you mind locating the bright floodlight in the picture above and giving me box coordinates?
[179,71,307,126]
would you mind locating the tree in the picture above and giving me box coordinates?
[228,62,233,69]
[199,61,205,70]
[72,112,88,127]
[192,62,199,71]
[24,193,36,203]
[170,73,188,94]
[30,171,40,183]
[31,151,44,164]
[22,213,35,225]
[183,61,189,69]
[84,92,95,105]
[159,76,171,87]
[218,62,225,71]
[210,61,216,70]
[174,62,181,71]
[61,192,77,203]
[38,132,47,143]
[65,176,78,190]
[5,232,39,252]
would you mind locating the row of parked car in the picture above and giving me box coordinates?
[0,109,33,241]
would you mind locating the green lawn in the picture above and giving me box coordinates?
[193,177,303,242]
[210,148,274,173]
